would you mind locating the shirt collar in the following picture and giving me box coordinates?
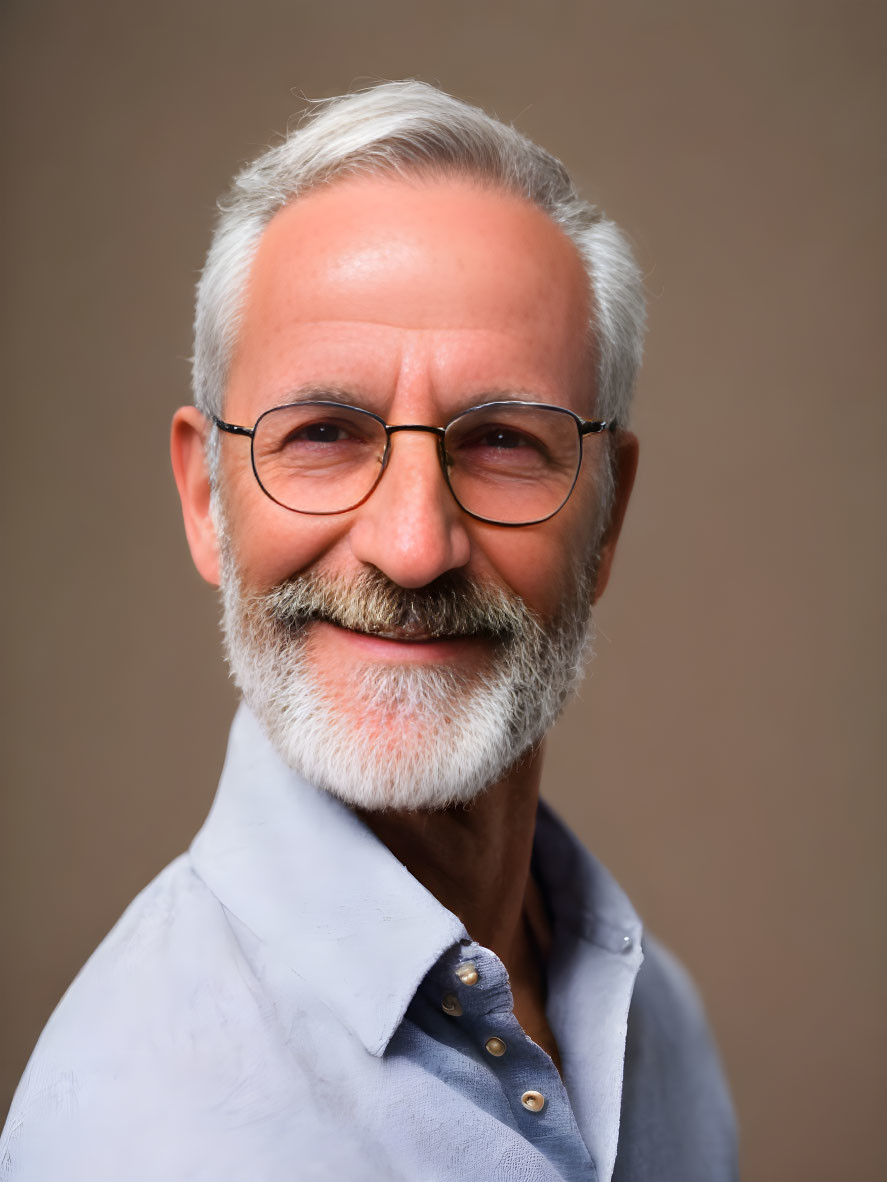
[190,703,642,1058]
[190,703,466,1057]
[534,800,643,955]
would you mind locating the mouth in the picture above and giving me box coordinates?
[329,619,485,644]
[308,619,494,666]
[358,626,437,642]
[301,605,496,645]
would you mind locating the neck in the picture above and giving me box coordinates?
[358,744,544,951]
[357,742,560,1065]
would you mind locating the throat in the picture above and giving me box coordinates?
[357,751,560,1066]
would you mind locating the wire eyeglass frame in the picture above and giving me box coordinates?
[211,399,617,527]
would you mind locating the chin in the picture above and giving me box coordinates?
[247,661,537,812]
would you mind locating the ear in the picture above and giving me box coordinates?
[592,429,639,603]
[170,406,221,586]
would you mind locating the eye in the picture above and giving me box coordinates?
[474,427,530,450]
[285,420,353,445]
[259,407,383,468]
[455,422,549,459]
[274,413,379,450]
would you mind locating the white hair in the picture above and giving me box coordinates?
[192,80,645,453]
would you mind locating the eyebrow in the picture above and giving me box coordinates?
[277,384,370,407]
[459,388,552,408]
[271,385,560,422]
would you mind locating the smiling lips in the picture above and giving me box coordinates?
[339,621,468,644]
[362,627,435,642]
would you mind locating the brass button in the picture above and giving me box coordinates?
[484,1036,507,1057]
[521,1090,546,1112]
[441,993,463,1017]
[455,961,479,986]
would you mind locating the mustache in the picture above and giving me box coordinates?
[257,569,537,642]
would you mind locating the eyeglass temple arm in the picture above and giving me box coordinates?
[579,418,618,435]
[211,415,254,438]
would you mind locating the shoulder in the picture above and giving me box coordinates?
[631,933,716,1044]
[616,934,739,1182]
[15,854,257,1055]
[0,856,281,1181]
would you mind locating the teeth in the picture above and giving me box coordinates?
[370,628,434,641]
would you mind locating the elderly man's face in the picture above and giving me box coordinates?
[178,175,635,807]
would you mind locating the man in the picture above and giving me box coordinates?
[1,82,737,1180]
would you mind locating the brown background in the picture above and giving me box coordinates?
[2,2,885,1178]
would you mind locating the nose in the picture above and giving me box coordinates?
[348,429,472,588]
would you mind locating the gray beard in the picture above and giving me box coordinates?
[218,550,597,811]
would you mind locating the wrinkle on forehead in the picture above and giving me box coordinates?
[239,175,589,336]
[225,175,596,422]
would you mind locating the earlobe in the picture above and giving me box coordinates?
[591,430,639,603]
[170,406,221,586]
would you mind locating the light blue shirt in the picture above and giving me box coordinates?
[1,705,737,1181]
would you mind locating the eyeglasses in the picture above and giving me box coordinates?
[211,400,617,527]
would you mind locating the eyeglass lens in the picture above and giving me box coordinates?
[251,402,584,524]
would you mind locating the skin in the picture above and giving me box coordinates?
[171,174,638,1067]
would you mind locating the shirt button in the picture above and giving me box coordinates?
[521,1090,546,1112]
[484,1036,507,1057]
[455,961,479,986]
[441,993,463,1017]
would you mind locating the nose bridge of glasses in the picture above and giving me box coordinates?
[382,421,448,473]
[386,423,447,440]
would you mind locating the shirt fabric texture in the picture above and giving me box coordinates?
[1,705,737,1181]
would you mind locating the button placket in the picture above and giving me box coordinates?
[428,944,580,1152]
[452,953,516,1075]
[488,1011,557,1122]
[421,942,594,1171]
[466,961,555,1123]
[439,959,479,1019]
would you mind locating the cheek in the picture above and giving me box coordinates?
[478,522,594,619]
[488,480,602,617]
[218,468,349,590]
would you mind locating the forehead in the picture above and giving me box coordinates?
[226,174,594,417]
